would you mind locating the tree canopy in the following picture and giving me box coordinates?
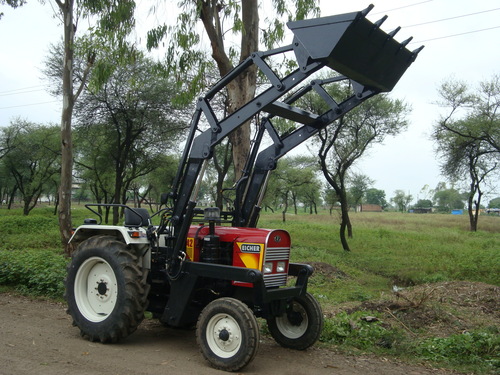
[146,0,320,180]
[0,120,60,214]
[434,75,500,230]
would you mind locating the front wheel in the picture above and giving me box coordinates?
[196,298,259,372]
[65,236,148,343]
[267,292,323,350]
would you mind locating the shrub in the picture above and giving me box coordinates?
[320,311,400,350]
[0,249,68,298]
[415,329,500,372]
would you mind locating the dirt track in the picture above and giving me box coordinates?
[0,293,459,375]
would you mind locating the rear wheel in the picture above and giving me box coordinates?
[196,298,259,372]
[267,292,323,350]
[65,235,148,343]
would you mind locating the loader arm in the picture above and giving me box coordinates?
[165,4,423,266]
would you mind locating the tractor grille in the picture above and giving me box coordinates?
[263,246,290,287]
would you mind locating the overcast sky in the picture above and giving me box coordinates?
[1,0,499,203]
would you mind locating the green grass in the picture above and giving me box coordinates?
[260,211,500,301]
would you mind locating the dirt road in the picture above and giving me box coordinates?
[0,293,458,375]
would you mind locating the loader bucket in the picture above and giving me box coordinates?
[288,4,423,92]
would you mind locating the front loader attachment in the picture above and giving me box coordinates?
[166,3,423,261]
[289,4,422,92]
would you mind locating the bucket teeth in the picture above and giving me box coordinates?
[288,5,423,92]
[373,15,388,30]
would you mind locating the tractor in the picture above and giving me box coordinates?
[65,5,422,371]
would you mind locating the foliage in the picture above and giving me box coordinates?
[146,0,320,181]
[348,173,374,210]
[0,120,60,214]
[71,49,187,223]
[415,329,499,372]
[305,77,411,250]
[265,156,321,218]
[321,311,396,349]
[432,184,465,212]
[415,199,433,208]
[488,197,500,208]
[46,0,138,251]
[391,190,413,212]
[319,310,499,373]
[435,75,500,153]
[0,0,25,19]
[434,75,500,231]
[0,249,67,298]
[364,188,387,208]
[146,0,320,101]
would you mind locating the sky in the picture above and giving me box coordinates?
[1,0,499,203]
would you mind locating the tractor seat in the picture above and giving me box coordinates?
[124,207,151,227]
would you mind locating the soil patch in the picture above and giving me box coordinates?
[340,281,499,338]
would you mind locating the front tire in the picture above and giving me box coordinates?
[65,236,148,343]
[196,298,259,372]
[267,292,323,350]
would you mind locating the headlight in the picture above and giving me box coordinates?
[276,261,286,273]
[263,262,273,274]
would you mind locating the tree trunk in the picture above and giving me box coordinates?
[338,190,351,251]
[339,220,350,252]
[58,0,76,255]
[7,187,17,209]
[200,0,258,181]
[23,197,32,216]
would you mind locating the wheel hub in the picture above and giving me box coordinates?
[287,310,304,326]
[219,328,230,341]
[96,279,109,298]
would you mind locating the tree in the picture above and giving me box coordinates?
[349,173,374,212]
[313,81,410,251]
[415,199,433,208]
[488,197,500,208]
[432,184,465,212]
[365,188,387,208]
[300,179,322,214]
[73,51,187,224]
[268,156,318,221]
[148,0,319,180]
[435,133,497,230]
[436,75,500,153]
[434,76,500,231]
[0,120,60,215]
[391,190,413,213]
[37,0,135,252]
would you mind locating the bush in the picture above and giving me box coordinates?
[415,329,500,372]
[0,249,68,298]
[320,311,400,350]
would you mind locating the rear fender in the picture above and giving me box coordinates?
[69,225,151,268]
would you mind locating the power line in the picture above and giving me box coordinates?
[372,0,434,15]
[404,7,500,28]
[0,100,59,110]
[411,25,500,44]
[0,85,45,95]
[0,89,46,97]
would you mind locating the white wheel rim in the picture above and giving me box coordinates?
[74,256,118,322]
[206,313,242,358]
[276,301,308,339]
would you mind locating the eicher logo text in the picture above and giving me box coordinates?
[241,244,261,253]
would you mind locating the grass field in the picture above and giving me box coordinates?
[260,211,499,304]
[1,206,499,373]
